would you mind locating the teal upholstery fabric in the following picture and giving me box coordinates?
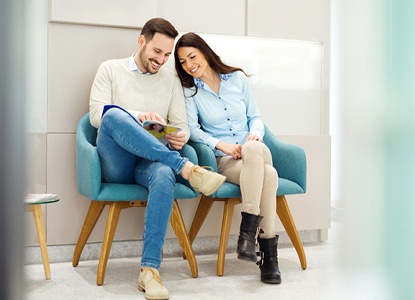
[188,125,306,198]
[76,113,198,201]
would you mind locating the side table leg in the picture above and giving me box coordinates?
[31,204,51,280]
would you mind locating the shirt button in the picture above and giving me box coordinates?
[227,118,230,121]
[224,108,227,111]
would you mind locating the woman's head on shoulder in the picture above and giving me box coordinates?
[174,32,247,90]
[174,33,221,88]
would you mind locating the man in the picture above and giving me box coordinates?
[89,18,226,300]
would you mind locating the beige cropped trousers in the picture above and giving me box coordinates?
[216,141,278,239]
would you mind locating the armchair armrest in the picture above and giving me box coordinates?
[176,143,199,188]
[187,141,218,172]
[179,144,198,165]
[263,125,307,193]
[76,114,101,199]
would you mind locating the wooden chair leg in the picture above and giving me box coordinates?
[188,195,215,245]
[30,204,51,280]
[96,202,129,286]
[217,198,240,276]
[277,195,307,270]
[72,201,106,267]
[169,200,198,278]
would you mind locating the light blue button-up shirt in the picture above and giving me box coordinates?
[185,71,264,156]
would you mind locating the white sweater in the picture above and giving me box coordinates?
[89,57,190,140]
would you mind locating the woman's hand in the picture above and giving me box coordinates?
[216,141,242,159]
[165,131,186,150]
[246,134,262,143]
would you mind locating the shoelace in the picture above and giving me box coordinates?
[191,166,214,175]
[142,268,163,285]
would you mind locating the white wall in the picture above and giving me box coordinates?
[26,0,331,256]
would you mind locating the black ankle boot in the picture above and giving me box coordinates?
[236,212,263,262]
[257,235,281,284]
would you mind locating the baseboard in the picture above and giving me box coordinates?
[25,230,321,265]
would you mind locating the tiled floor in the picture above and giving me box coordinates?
[24,220,391,300]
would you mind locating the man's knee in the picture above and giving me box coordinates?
[151,164,176,185]
[101,107,126,124]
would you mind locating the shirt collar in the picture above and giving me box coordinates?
[129,53,150,75]
[194,73,229,89]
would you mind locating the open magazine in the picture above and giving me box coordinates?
[101,104,181,145]
[143,120,181,142]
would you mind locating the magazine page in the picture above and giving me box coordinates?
[143,120,181,141]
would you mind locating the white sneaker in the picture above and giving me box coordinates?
[188,166,226,196]
[138,267,169,300]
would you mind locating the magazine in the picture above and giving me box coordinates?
[101,104,181,145]
[102,104,130,118]
[24,193,60,204]
[143,120,181,141]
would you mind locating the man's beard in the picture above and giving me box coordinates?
[139,46,161,74]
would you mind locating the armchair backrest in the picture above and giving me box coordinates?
[263,125,307,193]
[78,114,98,147]
[76,113,101,199]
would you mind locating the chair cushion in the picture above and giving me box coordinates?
[96,182,197,201]
[211,178,305,198]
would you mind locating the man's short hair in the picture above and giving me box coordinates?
[141,18,178,42]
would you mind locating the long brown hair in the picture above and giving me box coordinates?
[174,32,248,95]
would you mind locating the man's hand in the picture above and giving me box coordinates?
[138,112,166,124]
[216,141,242,159]
[165,131,186,150]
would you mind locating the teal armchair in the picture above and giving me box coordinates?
[187,125,307,276]
[72,113,199,285]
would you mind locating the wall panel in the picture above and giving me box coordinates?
[158,0,246,35]
[49,0,156,28]
[47,23,139,133]
[247,0,329,41]
[247,0,331,135]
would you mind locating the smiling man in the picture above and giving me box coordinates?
[88,18,226,300]
[135,31,174,74]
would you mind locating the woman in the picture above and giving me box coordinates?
[174,32,281,284]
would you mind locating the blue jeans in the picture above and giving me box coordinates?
[96,107,188,269]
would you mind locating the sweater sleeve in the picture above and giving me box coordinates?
[89,61,113,128]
